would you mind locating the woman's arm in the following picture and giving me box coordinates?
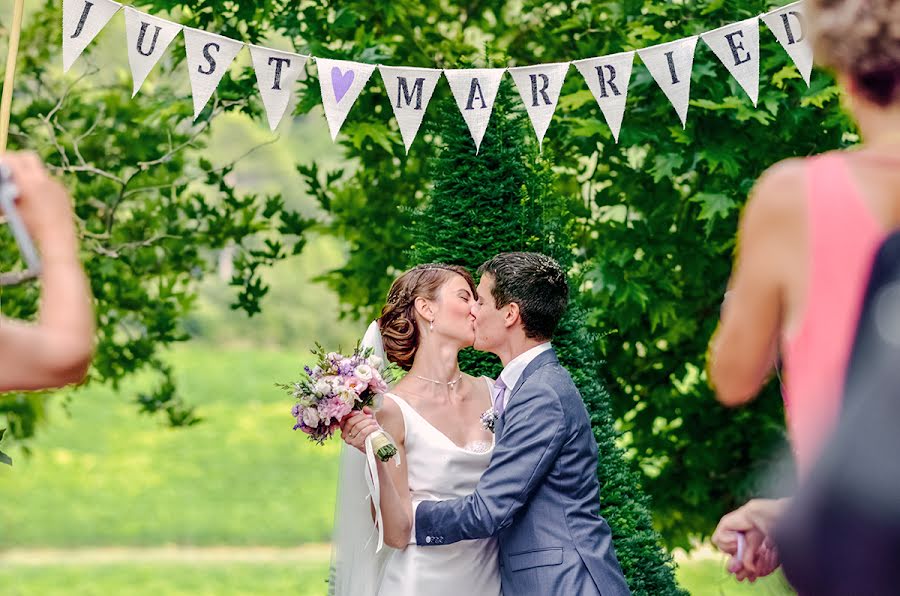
[708,161,804,406]
[0,153,94,391]
[341,399,412,549]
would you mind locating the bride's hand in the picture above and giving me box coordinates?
[340,407,381,453]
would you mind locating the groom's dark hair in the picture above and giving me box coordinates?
[478,252,569,341]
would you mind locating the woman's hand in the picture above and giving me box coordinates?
[339,406,381,453]
[713,498,789,580]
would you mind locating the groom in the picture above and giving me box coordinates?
[415,252,630,595]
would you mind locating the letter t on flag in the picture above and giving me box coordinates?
[378,66,442,153]
[250,46,308,131]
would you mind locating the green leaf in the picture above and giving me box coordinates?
[691,192,737,235]
[772,65,801,89]
[0,450,11,466]
[649,153,684,183]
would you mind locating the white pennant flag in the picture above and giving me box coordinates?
[444,68,506,154]
[573,51,635,143]
[250,46,308,131]
[124,8,183,97]
[508,62,570,150]
[378,66,442,153]
[638,37,699,128]
[702,18,761,106]
[761,1,814,86]
[184,29,244,120]
[315,58,377,140]
[62,0,122,72]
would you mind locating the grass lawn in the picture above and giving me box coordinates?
[0,561,331,596]
[2,345,340,547]
[0,556,794,596]
[1,345,796,594]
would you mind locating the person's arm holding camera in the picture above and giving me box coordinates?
[0,152,94,391]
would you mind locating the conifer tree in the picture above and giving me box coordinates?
[408,83,686,595]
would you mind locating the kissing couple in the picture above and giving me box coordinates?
[330,252,632,596]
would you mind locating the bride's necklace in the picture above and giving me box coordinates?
[414,373,463,388]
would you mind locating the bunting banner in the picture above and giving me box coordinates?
[508,62,570,150]
[184,29,245,119]
[63,1,818,151]
[249,46,309,131]
[702,18,761,106]
[63,0,122,73]
[378,66,442,153]
[124,8,182,97]
[315,58,377,141]
[761,2,814,86]
[444,68,506,153]
[638,36,699,129]
[573,51,635,143]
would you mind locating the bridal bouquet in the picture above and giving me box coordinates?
[279,345,402,462]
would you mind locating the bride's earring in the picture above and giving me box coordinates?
[429,319,434,332]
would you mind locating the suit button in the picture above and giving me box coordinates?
[425,536,432,544]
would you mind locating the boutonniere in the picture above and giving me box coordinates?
[481,407,498,433]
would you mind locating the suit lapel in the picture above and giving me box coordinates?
[495,348,558,438]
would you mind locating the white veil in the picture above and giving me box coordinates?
[328,320,394,595]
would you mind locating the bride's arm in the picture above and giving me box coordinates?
[341,401,412,549]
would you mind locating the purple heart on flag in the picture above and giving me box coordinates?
[331,67,355,102]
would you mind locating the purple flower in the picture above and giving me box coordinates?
[291,403,302,418]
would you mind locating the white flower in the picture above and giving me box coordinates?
[314,379,332,396]
[302,406,321,428]
[368,355,384,369]
[354,364,374,382]
[338,390,356,407]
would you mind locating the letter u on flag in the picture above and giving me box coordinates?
[124,7,183,97]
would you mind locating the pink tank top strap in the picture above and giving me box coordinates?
[783,152,885,476]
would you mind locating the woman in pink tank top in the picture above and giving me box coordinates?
[707,0,900,585]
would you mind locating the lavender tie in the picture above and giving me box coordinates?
[492,377,507,416]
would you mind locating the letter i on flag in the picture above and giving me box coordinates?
[638,37,699,128]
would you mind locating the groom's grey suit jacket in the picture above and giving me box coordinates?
[415,349,631,595]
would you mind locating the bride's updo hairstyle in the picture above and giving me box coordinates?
[379,264,476,370]
[808,0,900,106]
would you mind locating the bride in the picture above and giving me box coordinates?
[329,263,501,596]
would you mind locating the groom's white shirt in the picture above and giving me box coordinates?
[494,342,552,411]
[408,341,553,543]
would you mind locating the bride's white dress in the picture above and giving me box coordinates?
[376,388,501,596]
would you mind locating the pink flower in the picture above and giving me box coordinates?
[345,377,368,395]
[318,395,352,423]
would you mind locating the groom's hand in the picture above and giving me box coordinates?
[339,407,380,454]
